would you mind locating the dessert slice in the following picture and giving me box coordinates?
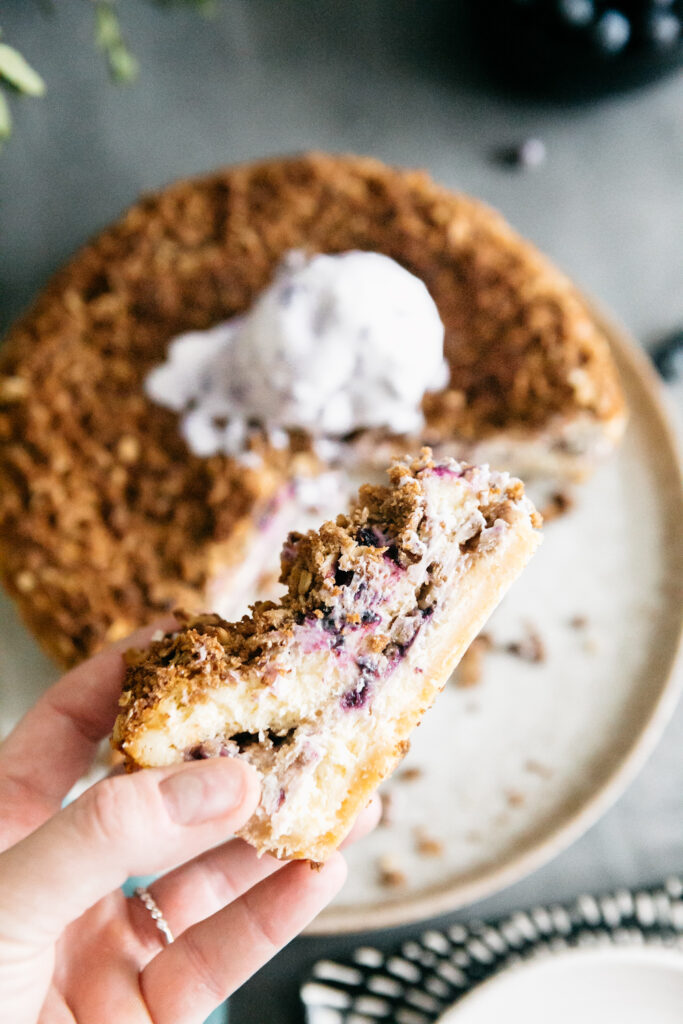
[113,450,542,862]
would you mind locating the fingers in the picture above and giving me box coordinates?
[134,793,382,942]
[135,839,283,941]
[141,855,347,1024]
[0,617,176,841]
[0,757,259,948]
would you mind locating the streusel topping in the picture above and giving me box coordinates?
[0,152,616,665]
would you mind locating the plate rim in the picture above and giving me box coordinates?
[308,300,683,935]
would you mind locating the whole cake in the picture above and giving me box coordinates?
[114,450,542,862]
[0,153,625,667]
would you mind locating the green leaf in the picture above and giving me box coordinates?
[0,89,13,143]
[94,5,121,51]
[0,43,46,97]
[94,4,139,84]
[108,44,139,83]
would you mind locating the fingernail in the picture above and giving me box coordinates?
[160,760,249,825]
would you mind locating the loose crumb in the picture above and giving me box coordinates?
[397,766,423,783]
[454,633,491,688]
[505,788,525,808]
[377,854,407,888]
[414,827,444,858]
[379,792,393,828]
[539,490,574,523]
[569,614,588,630]
[505,623,546,663]
[524,758,553,779]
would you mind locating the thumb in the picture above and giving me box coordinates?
[0,758,260,948]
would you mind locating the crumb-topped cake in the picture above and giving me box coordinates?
[0,153,622,666]
[113,450,541,862]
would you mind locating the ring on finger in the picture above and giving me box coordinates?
[134,886,174,946]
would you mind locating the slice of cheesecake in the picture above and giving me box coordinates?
[113,449,542,862]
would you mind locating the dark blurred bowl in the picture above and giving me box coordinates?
[469,0,683,100]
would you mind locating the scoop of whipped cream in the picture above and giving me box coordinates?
[145,249,448,458]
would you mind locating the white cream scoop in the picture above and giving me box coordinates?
[145,249,448,457]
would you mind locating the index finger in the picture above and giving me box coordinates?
[0,616,177,839]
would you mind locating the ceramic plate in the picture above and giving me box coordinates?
[301,877,683,1022]
[1,307,681,936]
[310,307,683,933]
[438,946,683,1024]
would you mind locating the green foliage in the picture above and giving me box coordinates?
[0,30,46,151]
[94,2,139,84]
[0,0,220,150]
[0,41,47,96]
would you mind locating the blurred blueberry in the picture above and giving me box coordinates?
[557,0,595,28]
[517,137,547,168]
[593,10,631,54]
[494,137,547,170]
[651,329,683,382]
[646,10,681,47]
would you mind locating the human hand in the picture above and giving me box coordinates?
[0,623,380,1024]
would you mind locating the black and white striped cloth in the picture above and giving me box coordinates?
[301,877,683,1024]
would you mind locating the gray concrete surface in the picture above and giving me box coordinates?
[1,3,682,1022]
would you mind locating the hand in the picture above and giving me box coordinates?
[0,623,380,1024]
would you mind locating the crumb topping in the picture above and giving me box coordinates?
[0,152,599,665]
[116,449,540,736]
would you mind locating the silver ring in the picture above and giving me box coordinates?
[134,886,174,945]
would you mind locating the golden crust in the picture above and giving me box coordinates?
[0,152,617,665]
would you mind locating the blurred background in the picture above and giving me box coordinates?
[1,2,682,1022]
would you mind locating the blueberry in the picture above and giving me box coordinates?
[334,567,354,587]
[557,0,595,28]
[321,609,344,633]
[493,138,546,171]
[384,544,401,565]
[646,10,681,47]
[361,609,382,625]
[278,283,297,307]
[340,678,371,710]
[651,329,683,382]
[356,526,384,547]
[356,656,379,675]
[593,10,631,54]
[517,137,547,168]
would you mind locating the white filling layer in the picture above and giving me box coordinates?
[145,250,448,457]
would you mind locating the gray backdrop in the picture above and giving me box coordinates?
[1,3,682,1022]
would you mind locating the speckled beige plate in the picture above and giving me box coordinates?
[311,305,683,933]
[0,307,681,938]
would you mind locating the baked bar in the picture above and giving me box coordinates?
[113,450,542,862]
